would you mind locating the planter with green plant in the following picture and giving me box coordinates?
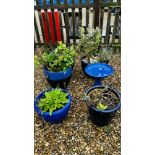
[34,88,72,123]
[35,42,76,82]
[77,27,113,76]
[84,85,121,126]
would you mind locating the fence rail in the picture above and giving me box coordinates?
[34,0,121,46]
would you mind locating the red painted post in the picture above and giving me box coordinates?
[48,10,56,44]
[54,10,61,42]
[41,10,50,44]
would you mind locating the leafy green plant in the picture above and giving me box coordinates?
[38,89,69,116]
[77,27,101,59]
[77,27,114,64]
[34,42,76,72]
[97,103,108,110]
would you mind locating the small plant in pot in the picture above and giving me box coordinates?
[84,85,121,126]
[97,46,113,64]
[77,27,113,76]
[77,27,101,74]
[34,88,72,123]
[34,41,76,83]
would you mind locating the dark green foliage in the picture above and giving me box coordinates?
[38,89,69,116]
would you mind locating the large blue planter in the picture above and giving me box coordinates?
[43,65,73,81]
[34,88,72,123]
[85,85,121,126]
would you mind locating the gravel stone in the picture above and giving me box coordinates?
[34,47,121,155]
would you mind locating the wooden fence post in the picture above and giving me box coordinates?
[94,0,100,28]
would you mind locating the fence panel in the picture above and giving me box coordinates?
[34,0,121,46]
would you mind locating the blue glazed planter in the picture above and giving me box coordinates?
[85,85,121,126]
[43,65,73,81]
[34,88,72,123]
[81,56,110,79]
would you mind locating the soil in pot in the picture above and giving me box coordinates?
[87,87,120,110]
[85,87,120,126]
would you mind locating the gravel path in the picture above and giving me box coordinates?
[34,47,121,155]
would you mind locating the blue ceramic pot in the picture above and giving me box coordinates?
[81,56,110,79]
[43,65,73,81]
[34,88,72,123]
[85,85,121,126]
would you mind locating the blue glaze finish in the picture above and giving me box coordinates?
[85,63,114,78]
[34,88,72,123]
[93,78,102,86]
[43,66,73,81]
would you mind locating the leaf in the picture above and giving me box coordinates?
[38,42,76,72]
[38,89,69,115]
[97,103,108,110]
[34,55,40,68]
[49,109,53,116]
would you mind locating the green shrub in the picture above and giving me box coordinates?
[38,89,69,116]
[77,27,101,58]
[35,42,76,72]
[77,27,114,63]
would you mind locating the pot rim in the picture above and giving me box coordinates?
[85,85,121,113]
[34,88,72,116]
[81,56,109,65]
[43,65,72,73]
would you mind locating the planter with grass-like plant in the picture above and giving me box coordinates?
[84,85,121,126]
[35,42,76,87]
[34,88,72,123]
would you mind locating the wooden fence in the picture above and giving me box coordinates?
[34,0,121,46]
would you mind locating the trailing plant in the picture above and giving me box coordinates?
[38,89,69,116]
[77,27,101,59]
[34,42,76,72]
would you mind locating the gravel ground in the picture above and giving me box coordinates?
[34,47,121,155]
